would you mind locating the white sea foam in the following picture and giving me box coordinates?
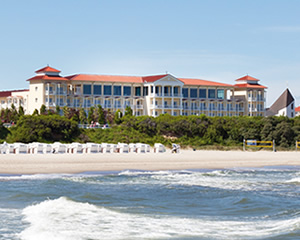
[0,174,74,181]
[286,177,300,184]
[62,170,292,192]
[19,197,300,240]
[0,208,23,240]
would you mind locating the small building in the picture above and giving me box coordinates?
[295,106,300,117]
[266,88,295,118]
[233,75,267,116]
[0,89,29,114]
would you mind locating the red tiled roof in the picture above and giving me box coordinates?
[179,78,233,87]
[0,89,29,98]
[142,74,169,83]
[234,83,267,89]
[35,66,61,73]
[66,74,144,83]
[236,75,259,81]
[295,106,300,112]
[27,75,69,81]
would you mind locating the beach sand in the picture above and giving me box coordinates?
[0,150,299,174]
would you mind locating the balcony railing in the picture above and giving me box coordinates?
[135,105,143,109]
[45,90,55,95]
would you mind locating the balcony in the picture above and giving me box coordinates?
[135,105,143,109]
[46,102,55,107]
[56,91,67,95]
[45,90,55,95]
[164,105,173,109]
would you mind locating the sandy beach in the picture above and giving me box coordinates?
[0,150,299,174]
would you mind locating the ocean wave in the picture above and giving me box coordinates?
[0,174,74,181]
[19,197,300,240]
[286,178,300,184]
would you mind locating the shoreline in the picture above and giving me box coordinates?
[0,150,299,175]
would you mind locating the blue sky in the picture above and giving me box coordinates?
[1,0,300,106]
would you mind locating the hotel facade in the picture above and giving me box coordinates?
[0,66,267,118]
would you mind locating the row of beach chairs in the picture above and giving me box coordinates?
[0,142,167,154]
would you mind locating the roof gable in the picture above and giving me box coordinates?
[236,75,259,81]
[268,88,294,115]
[35,66,61,73]
[142,74,168,83]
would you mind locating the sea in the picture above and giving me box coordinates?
[0,166,299,240]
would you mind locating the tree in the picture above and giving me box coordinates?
[96,105,105,124]
[87,106,95,124]
[40,104,47,115]
[18,106,25,117]
[32,109,39,116]
[10,104,18,123]
[63,106,71,119]
[8,115,80,143]
[114,110,123,124]
[0,122,10,140]
[124,106,133,117]
[55,105,61,115]
[79,108,87,124]
[273,120,294,148]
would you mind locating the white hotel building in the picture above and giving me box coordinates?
[0,66,267,117]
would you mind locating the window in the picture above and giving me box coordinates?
[291,103,294,110]
[104,99,111,108]
[190,88,197,98]
[35,87,38,91]
[182,88,188,98]
[113,86,121,96]
[83,85,92,95]
[174,87,179,96]
[35,98,38,103]
[151,86,154,94]
[208,89,216,99]
[75,85,81,95]
[135,87,141,96]
[114,100,121,108]
[124,100,131,107]
[155,86,160,96]
[94,85,102,95]
[199,89,206,98]
[143,86,149,96]
[123,86,131,96]
[164,87,169,96]
[104,85,112,95]
[217,89,224,99]
[74,99,80,107]
[94,98,101,106]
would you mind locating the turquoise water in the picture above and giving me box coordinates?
[0,167,299,239]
